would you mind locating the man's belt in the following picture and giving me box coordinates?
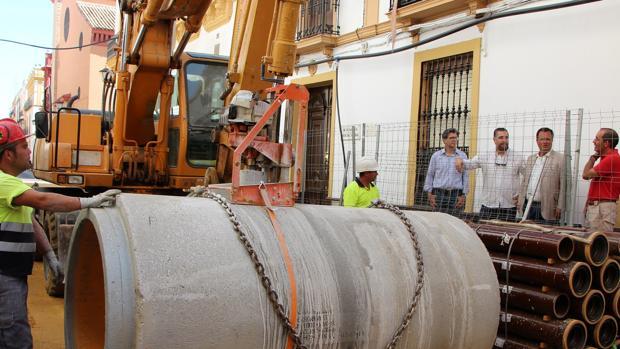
[588,199,618,205]
[432,188,463,196]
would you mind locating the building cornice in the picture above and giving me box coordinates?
[296,0,492,57]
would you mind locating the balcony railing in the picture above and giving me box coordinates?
[389,0,423,9]
[297,0,340,41]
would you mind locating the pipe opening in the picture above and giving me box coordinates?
[602,261,620,292]
[571,263,592,297]
[589,234,609,265]
[67,220,105,349]
[597,317,618,348]
[557,237,575,261]
[554,293,570,318]
[585,291,605,324]
[565,321,587,349]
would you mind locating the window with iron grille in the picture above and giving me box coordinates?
[296,0,340,41]
[389,0,423,9]
[413,52,474,206]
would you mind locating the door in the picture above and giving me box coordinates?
[303,85,332,204]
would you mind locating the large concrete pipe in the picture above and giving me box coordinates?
[64,194,499,349]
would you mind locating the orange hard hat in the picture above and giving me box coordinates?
[0,118,32,149]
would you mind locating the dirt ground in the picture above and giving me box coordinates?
[28,261,64,349]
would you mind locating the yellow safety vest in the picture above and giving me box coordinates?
[343,178,380,208]
[0,171,34,276]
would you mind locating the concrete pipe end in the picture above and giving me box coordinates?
[557,236,575,262]
[64,217,105,349]
[583,289,605,325]
[586,232,609,266]
[562,319,587,349]
[593,315,618,349]
[64,208,134,349]
[613,289,620,318]
[570,262,592,298]
[601,259,620,293]
[553,293,571,319]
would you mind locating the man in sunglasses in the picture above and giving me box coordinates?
[455,128,525,221]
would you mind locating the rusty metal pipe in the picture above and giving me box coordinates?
[588,315,617,349]
[473,225,574,261]
[571,231,609,266]
[490,252,592,297]
[500,281,570,318]
[570,289,605,325]
[594,258,620,293]
[493,335,540,349]
[605,288,620,318]
[499,310,587,349]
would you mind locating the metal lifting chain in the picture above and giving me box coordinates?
[371,200,425,349]
[199,190,307,349]
[190,186,424,349]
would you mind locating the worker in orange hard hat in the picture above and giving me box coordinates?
[0,118,120,348]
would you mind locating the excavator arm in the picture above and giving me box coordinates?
[223,0,302,104]
[110,0,213,183]
[207,0,309,206]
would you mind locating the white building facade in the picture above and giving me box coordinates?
[185,0,620,226]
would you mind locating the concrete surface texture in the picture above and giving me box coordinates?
[65,193,500,349]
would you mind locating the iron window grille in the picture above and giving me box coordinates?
[297,0,340,41]
[389,0,423,9]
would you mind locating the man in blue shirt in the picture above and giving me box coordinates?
[423,128,469,215]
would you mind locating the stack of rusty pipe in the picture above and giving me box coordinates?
[470,223,620,349]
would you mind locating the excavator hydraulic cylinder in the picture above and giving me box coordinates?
[64,194,499,349]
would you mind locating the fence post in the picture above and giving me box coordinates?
[340,150,351,206]
[361,123,366,157]
[563,110,572,226]
[375,124,381,161]
[300,129,308,204]
[351,125,356,179]
[569,108,584,226]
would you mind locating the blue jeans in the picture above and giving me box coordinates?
[0,274,32,349]
[433,188,463,216]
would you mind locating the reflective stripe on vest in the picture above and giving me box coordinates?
[0,222,34,233]
[0,241,36,252]
[0,220,35,276]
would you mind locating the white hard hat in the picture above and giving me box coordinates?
[357,157,378,173]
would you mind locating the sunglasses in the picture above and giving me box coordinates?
[495,158,507,166]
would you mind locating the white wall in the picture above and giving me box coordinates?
[184,2,237,57]
[479,0,620,113]
[338,0,364,34]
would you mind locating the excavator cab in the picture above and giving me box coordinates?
[32,53,228,191]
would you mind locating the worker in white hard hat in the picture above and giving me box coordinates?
[343,156,380,208]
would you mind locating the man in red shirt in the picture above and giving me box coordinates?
[582,128,620,232]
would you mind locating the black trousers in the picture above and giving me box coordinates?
[523,199,558,225]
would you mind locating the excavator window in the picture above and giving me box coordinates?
[184,61,227,167]
[154,70,180,120]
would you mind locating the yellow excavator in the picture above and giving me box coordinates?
[31,0,306,296]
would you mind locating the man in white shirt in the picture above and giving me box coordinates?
[455,128,524,221]
[518,127,565,224]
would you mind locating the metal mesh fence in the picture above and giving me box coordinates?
[301,108,620,227]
